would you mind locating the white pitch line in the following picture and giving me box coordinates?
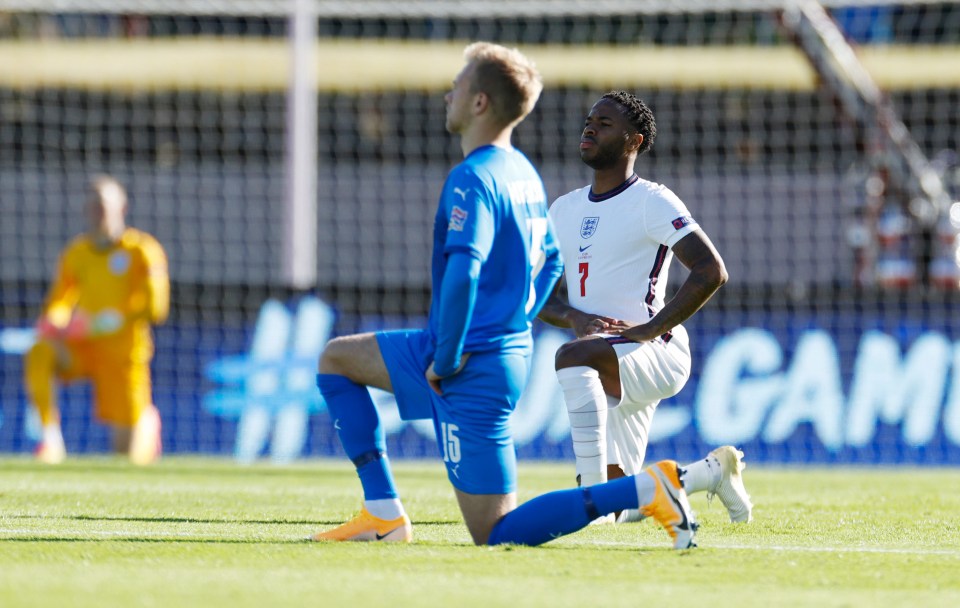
[587,539,960,556]
[2,529,959,556]
[713,542,960,556]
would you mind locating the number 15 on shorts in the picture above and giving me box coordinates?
[440,422,461,463]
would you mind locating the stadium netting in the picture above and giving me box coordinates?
[1,0,959,465]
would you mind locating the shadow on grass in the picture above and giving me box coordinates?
[0,536,649,553]
[0,457,447,479]
[0,537,309,544]
[4,513,458,526]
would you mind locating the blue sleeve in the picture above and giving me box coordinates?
[527,211,563,323]
[528,247,563,323]
[433,251,481,378]
[441,169,495,262]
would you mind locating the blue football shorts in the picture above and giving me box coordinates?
[376,329,530,495]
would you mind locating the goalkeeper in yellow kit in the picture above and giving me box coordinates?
[24,175,169,465]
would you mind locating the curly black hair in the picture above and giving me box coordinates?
[600,91,656,155]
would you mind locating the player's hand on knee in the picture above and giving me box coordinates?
[572,312,628,338]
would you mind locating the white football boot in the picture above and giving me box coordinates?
[707,446,753,523]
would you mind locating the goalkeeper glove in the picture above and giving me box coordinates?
[35,317,62,340]
[62,309,124,341]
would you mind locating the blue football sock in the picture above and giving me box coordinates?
[316,373,398,500]
[589,475,641,514]
[487,476,639,546]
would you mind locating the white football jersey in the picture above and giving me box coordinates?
[548,174,700,324]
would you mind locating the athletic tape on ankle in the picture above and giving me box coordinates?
[351,450,386,469]
[581,487,602,522]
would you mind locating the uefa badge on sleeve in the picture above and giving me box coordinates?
[449,205,469,232]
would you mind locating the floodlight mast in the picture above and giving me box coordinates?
[782,0,951,228]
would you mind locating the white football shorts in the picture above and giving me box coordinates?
[602,325,691,475]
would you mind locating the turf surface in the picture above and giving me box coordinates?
[1,457,958,607]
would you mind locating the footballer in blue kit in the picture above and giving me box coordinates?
[312,42,700,550]
[378,143,561,495]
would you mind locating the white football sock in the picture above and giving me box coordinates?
[616,508,645,523]
[364,498,405,521]
[680,454,722,494]
[633,472,655,507]
[557,366,608,487]
[42,423,65,448]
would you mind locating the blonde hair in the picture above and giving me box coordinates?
[463,42,543,126]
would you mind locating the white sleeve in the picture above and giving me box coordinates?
[548,199,559,221]
[643,186,700,248]
[548,196,566,238]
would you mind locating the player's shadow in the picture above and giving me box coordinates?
[0,537,308,544]
[6,513,456,526]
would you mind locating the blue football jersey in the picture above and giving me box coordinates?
[430,145,560,353]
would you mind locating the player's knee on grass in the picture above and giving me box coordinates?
[454,489,515,545]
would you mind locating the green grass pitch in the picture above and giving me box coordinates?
[1,457,958,607]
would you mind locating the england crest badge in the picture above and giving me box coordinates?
[580,217,599,239]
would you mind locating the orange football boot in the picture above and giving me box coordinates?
[311,507,412,543]
[640,460,698,549]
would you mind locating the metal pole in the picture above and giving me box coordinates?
[283,0,318,288]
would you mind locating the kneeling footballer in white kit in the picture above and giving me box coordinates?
[539,91,753,524]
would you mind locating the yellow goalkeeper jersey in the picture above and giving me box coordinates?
[42,228,169,362]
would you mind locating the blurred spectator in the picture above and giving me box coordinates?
[833,5,894,44]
